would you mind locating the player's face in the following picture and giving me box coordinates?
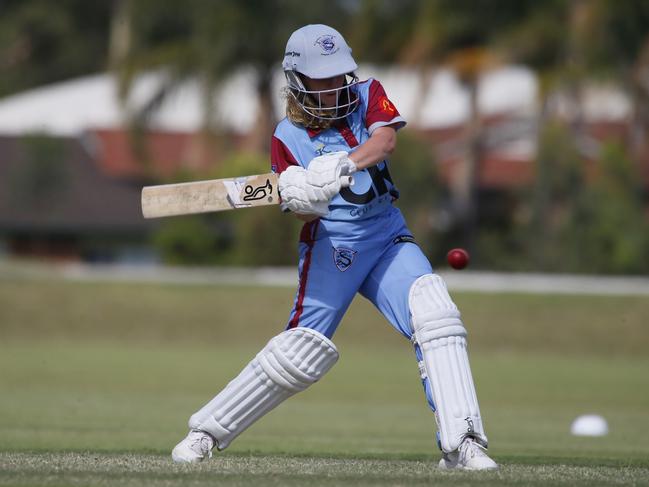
[302,75,345,107]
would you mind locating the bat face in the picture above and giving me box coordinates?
[141,173,279,218]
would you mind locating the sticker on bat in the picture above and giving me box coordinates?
[243,179,273,202]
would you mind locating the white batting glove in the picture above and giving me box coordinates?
[306,151,357,200]
[278,166,330,217]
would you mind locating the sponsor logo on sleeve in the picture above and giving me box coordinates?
[379,96,396,115]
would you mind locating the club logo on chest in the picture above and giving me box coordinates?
[332,247,357,272]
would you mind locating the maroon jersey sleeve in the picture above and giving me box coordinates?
[365,79,406,133]
[271,135,299,174]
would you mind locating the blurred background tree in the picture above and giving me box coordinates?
[0,0,111,97]
[151,151,303,266]
[109,0,350,151]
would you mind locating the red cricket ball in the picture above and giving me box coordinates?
[447,248,470,270]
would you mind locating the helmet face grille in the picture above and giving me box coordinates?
[285,71,360,121]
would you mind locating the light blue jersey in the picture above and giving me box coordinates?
[271,78,433,339]
[272,78,406,222]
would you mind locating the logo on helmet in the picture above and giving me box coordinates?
[333,247,357,272]
[315,35,339,55]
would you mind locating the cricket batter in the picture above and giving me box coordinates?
[172,24,497,470]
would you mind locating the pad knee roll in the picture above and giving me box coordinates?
[409,274,488,452]
[189,327,338,449]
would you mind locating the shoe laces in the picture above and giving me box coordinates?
[188,430,214,457]
[459,437,488,462]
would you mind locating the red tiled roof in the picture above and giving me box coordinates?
[84,119,648,190]
[439,156,534,189]
[87,129,218,179]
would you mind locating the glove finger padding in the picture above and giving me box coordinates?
[279,166,329,200]
[308,151,357,176]
[278,166,331,216]
[306,151,357,199]
[279,187,330,216]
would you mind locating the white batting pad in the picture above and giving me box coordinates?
[409,274,488,452]
[188,327,339,449]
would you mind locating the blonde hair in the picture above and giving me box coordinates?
[284,88,335,131]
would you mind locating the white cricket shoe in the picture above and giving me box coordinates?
[171,429,216,463]
[438,437,498,470]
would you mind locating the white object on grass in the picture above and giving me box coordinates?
[570,414,609,437]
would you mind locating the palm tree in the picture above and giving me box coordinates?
[109,0,350,157]
[382,0,540,252]
[583,0,649,161]
[498,0,649,269]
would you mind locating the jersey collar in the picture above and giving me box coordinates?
[307,127,322,138]
[307,119,347,138]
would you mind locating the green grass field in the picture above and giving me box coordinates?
[1,276,648,486]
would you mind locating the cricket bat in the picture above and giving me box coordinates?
[141,172,352,218]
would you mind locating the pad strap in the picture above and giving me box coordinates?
[278,166,332,216]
